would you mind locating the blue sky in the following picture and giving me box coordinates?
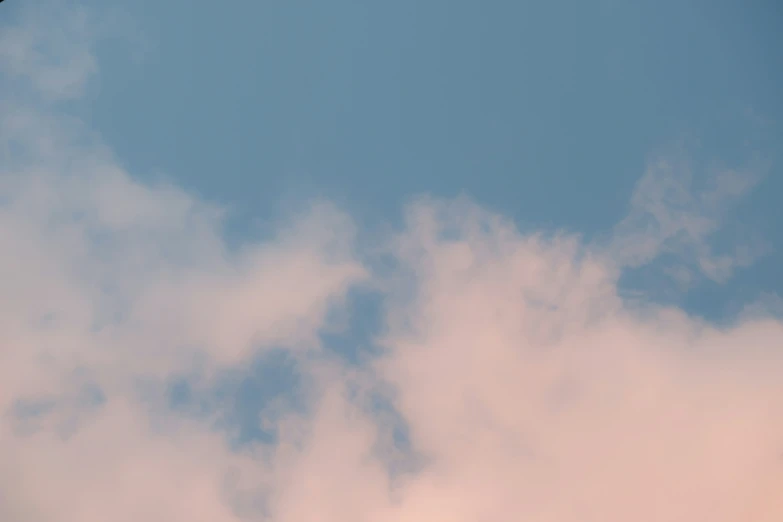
[79,0,783,316]
[2,1,783,520]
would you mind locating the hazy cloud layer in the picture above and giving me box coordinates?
[1,4,782,521]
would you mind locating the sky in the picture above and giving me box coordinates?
[1,1,782,521]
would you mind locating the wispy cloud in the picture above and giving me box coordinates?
[0,2,98,101]
[0,1,146,103]
[609,144,768,284]
[1,4,782,522]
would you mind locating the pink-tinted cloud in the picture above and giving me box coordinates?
[2,4,782,522]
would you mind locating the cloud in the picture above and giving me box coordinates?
[362,199,783,521]
[609,144,767,284]
[1,397,272,522]
[0,1,146,103]
[0,2,99,101]
[2,4,782,521]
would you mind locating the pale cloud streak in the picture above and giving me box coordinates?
[609,144,768,284]
[1,4,782,522]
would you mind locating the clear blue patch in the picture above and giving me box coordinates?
[160,348,304,447]
[320,288,385,366]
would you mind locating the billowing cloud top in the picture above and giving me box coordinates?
[1,4,782,522]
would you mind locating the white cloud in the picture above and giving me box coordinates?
[1,4,782,521]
